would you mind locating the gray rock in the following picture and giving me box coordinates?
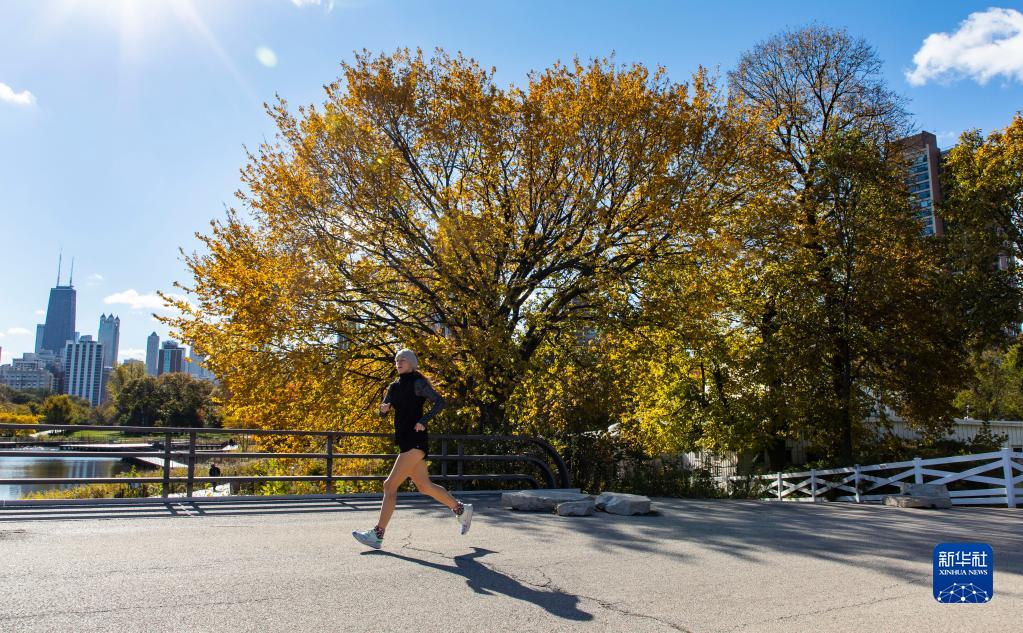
[884,482,952,509]
[898,482,951,498]
[883,494,952,509]
[556,499,595,517]
[596,492,651,515]
[501,490,592,512]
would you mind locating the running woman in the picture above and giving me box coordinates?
[352,349,472,549]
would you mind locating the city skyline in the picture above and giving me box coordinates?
[3,1,1023,364]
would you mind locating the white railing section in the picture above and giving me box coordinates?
[730,448,1023,508]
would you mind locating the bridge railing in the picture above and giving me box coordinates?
[0,423,570,502]
[728,448,1023,508]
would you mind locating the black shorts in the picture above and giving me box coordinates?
[396,431,429,458]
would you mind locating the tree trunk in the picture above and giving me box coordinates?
[832,337,854,461]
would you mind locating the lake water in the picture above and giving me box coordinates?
[0,451,136,500]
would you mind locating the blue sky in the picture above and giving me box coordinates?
[1,0,1022,364]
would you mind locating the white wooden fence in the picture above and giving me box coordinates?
[730,448,1023,508]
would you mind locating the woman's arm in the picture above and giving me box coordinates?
[379,384,395,416]
[413,378,445,430]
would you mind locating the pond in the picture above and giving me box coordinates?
[0,451,138,500]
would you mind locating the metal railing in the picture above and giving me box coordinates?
[0,423,570,503]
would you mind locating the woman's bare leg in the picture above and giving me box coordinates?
[409,458,458,511]
[376,449,424,530]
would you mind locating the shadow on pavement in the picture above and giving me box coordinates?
[365,546,593,621]
[486,497,1023,585]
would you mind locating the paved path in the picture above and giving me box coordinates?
[1,496,1020,632]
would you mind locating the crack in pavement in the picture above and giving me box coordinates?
[529,565,694,633]
[723,575,930,632]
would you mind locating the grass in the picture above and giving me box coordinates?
[63,430,126,442]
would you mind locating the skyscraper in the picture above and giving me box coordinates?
[157,340,184,375]
[146,332,160,376]
[185,348,217,383]
[40,255,76,355]
[899,131,944,237]
[62,336,104,407]
[97,314,120,369]
[34,325,44,354]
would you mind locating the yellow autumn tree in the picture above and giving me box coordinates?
[164,49,769,443]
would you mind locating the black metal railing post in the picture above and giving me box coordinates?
[326,433,335,495]
[456,439,464,491]
[186,431,197,497]
[440,438,449,480]
[162,431,172,498]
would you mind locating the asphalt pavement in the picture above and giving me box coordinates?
[1,495,1020,632]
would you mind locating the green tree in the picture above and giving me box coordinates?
[727,25,967,462]
[114,373,221,428]
[157,373,219,428]
[0,385,51,406]
[954,344,1023,420]
[39,394,91,425]
[941,115,1023,276]
[106,362,147,404]
[937,116,1023,350]
[115,376,163,426]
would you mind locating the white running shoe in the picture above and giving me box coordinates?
[457,503,473,535]
[352,528,382,549]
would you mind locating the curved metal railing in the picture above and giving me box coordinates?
[0,423,571,503]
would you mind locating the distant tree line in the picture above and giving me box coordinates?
[0,366,221,428]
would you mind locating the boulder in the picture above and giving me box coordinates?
[556,499,595,517]
[883,483,952,509]
[501,490,592,512]
[596,492,651,515]
[898,483,951,498]
[883,495,952,509]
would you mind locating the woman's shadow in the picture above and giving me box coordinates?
[364,547,592,621]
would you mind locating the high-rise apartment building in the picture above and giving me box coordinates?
[157,340,184,375]
[62,336,104,406]
[0,354,56,391]
[97,314,120,369]
[899,131,945,237]
[146,332,160,376]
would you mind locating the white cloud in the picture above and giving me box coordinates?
[906,8,1023,86]
[290,0,336,11]
[34,309,45,316]
[0,82,35,106]
[120,347,145,361]
[87,273,104,287]
[4,327,30,336]
[256,46,278,68]
[103,289,189,312]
